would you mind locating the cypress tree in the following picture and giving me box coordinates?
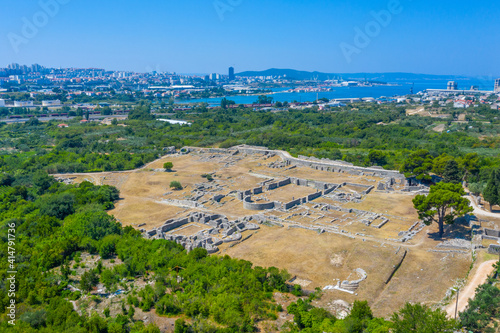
[483,169,500,211]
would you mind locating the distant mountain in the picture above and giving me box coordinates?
[236,68,471,83]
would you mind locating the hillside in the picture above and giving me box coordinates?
[237,68,471,83]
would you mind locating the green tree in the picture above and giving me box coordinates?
[128,105,155,120]
[26,117,42,126]
[99,235,118,259]
[108,322,125,333]
[33,170,56,194]
[368,150,387,166]
[220,98,235,109]
[85,313,108,332]
[19,309,47,329]
[61,262,71,280]
[128,305,135,320]
[174,319,189,333]
[64,210,121,241]
[38,193,75,220]
[256,95,273,104]
[163,162,173,171]
[432,154,455,177]
[442,159,462,184]
[483,169,500,211]
[0,173,15,186]
[101,107,113,116]
[170,181,183,190]
[460,282,500,332]
[350,300,373,321]
[401,150,434,182]
[459,153,480,181]
[392,303,459,333]
[141,323,161,333]
[100,268,119,291]
[413,182,473,238]
[80,270,99,293]
[468,182,484,196]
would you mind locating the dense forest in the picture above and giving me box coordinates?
[0,103,499,332]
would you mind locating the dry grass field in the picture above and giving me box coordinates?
[56,149,483,318]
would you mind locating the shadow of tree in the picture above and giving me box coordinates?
[426,216,472,241]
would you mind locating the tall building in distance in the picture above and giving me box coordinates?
[495,79,500,93]
[228,67,235,81]
[447,81,458,90]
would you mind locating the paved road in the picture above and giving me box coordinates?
[445,260,497,318]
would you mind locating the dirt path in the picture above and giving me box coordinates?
[432,124,446,133]
[407,106,426,116]
[445,260,497,318]
[466,195,500,219]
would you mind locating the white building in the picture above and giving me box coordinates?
[454,100,471,108]
[447,81,458,90]
[342,81,358,87]
[14,101,33,107]
[42,100,62,107]
[495,79,500,93]
[0,99,5,107]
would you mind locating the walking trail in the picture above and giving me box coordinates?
[465,194,500,219]
[445,260,497,318]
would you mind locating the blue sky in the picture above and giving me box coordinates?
[1,0,499,76]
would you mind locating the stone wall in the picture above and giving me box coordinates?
[144,212,261,253]
[231,145,406,180]
[243,196,276,211]
[342,183,374,195]
[483,235,500,241]
[323,187,337,195]
[284,198,302,210]
[384,249,407,284]
[186,146,406,181]
[212,194,225,203]
[160,218,190,233]
[485,228,500,238]
[307,192,322,201]
[278,178,292,187]
[488,244,500,255]
[253,187,263,195]
[267,183,278,190]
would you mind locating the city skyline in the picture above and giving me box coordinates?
[4,62,500,82]
[2,0,500,77]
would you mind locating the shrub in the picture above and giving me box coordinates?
[170,181,183,190]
